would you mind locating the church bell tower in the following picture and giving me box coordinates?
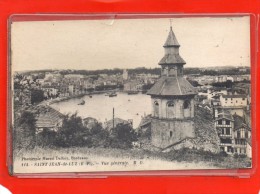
[147,25,197,149]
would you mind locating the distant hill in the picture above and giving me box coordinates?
[16,66,250,77]
[201,66,250,71]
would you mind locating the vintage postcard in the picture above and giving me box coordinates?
[10,16,252,174]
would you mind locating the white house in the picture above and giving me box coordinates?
[220,94,247,107]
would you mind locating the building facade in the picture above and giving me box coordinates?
[233,114,251,156]
[214,111,234,153]
[220,94,247,107]
[219,94,248,117]
[147,26,197,149]
[214,111,251,157]
[123,69,128,80]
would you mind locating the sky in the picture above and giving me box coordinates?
[11,16,250,72]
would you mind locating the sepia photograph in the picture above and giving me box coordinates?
[10,16,252,174]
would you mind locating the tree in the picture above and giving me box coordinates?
[187,79,202,87]
[88,123,109,148]
[86,88,94,92]
[17,111,36,134]
[14,111,36,150]
[142,83,154,91]
[31,89,44,104]
[36,128,57,147]
[55,113,86,147]
[211,80,233,88]
[55,113,109,148]
[109,123,138,149]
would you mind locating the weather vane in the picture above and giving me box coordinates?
[170,18,173,27]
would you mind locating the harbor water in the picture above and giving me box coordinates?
[50,92,152,128]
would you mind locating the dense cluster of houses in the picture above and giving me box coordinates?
[187,74,250,85]
[214,111,251,157]
[196,82,251,157]
[13,70,159,106]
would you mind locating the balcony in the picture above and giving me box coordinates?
[219,143,233,146]
[219,134,232,138]
[215,124,231,127]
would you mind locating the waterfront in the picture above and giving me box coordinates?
[50,92,152,128]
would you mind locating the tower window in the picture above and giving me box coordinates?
[183,100,190,109]
[167,101,174,107]
[179,68,183,75]
[154,101,159,117]
[166,101,175,118]
[170,131,173,137]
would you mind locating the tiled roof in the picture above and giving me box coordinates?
[222,94,247,98]
[246,138,251,146]
[211,87,228,91]
[215,110,234,121]
[194,106,220,146]
[159,27,185,65]
[159,54,186,65]
[139,115,152,128]
[163,27,180,47]
[212,96,220,99]
[233,114,244,129]
[35,106,64,128]
[147,76,196,96]
[233,114,250,130]
[105,118,129,130]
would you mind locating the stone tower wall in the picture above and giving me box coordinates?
[151,118,195,148]
[152,97,194,119]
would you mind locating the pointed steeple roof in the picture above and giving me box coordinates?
[147,25,196,97]
[147,76,196,96]
[159,54,186,65]
[159,26,185,65]
[163,26,180,47]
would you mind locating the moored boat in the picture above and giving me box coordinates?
[78,99,85,105]
[108,92,117,97]
[127,91,139,95]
